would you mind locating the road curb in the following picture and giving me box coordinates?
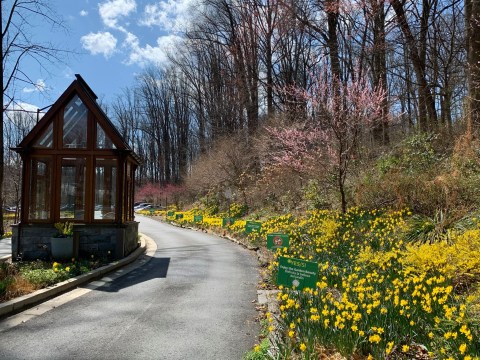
[0,235,150,318]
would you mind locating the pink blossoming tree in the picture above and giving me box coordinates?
[136,183,185,208]
[266,70,388,212]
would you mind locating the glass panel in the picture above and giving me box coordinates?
[95,158,117,220]
[126,162,133,221]
[96,123,116,149]
[29,158,52,220]
[63,95,88,148]
[60,158,86,220]
[33,122,53,148]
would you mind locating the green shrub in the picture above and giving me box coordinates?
[21,268,69,287]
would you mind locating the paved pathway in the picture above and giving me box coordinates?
[0,237,11,259]
[0,216,260,359]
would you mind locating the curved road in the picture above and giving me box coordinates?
[0,216,260,359]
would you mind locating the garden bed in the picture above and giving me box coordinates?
[0,256,111,303]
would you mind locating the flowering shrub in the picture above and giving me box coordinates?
[265,208,480,359]
[227,219,247,237]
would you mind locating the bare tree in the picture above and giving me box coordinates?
[1,0,67,235]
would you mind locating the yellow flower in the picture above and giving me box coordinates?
[369,334,381,344]
[459,343,467,354]
[386,341,394,355]
[299,343,306,352]
[65,266,70,272]
[254,344,261,352]
[288,330,295,338]
[402,345,409,353]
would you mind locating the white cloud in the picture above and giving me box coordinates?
[81,32,118,58]
[99,0,136,30]
[9,101,40,113]
[22,79,47,93]
[139,0,197,32]
[124,32,182,66]
[80,10,88,16]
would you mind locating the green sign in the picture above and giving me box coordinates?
[194,215,203,223]
[277,256,318,290]
[267,233,289,250]
[167,211,174,217]
[149,208,155,215]
[222,218,235,227]
[245,221,262,234]
[176,213,184,220]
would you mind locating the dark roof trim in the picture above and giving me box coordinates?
[16,75,141,164]
[75,74,98,100]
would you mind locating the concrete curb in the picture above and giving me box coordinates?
[0,235,150,318]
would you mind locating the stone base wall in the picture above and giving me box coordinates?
[12,222,139,261]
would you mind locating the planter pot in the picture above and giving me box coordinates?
[51,237,74,259]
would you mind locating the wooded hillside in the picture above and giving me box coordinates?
[110,0,480,219]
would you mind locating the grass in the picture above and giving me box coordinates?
[0,256,111,302]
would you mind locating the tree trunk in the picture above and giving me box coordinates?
[371,0,389,145]
[326,0,342,80]
[466,0,480,137]
[391,0,437,130]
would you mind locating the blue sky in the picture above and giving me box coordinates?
[11,0,197,114]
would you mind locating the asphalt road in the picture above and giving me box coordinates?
[0,216,260,360]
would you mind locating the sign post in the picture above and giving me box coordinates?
[267,233,289,250]
[277,256,318,290]
[222,217,234,227]
[245,221,262,234]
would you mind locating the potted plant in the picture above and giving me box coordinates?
[50,221,74,259]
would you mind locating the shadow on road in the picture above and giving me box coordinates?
[92,256,171,293]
